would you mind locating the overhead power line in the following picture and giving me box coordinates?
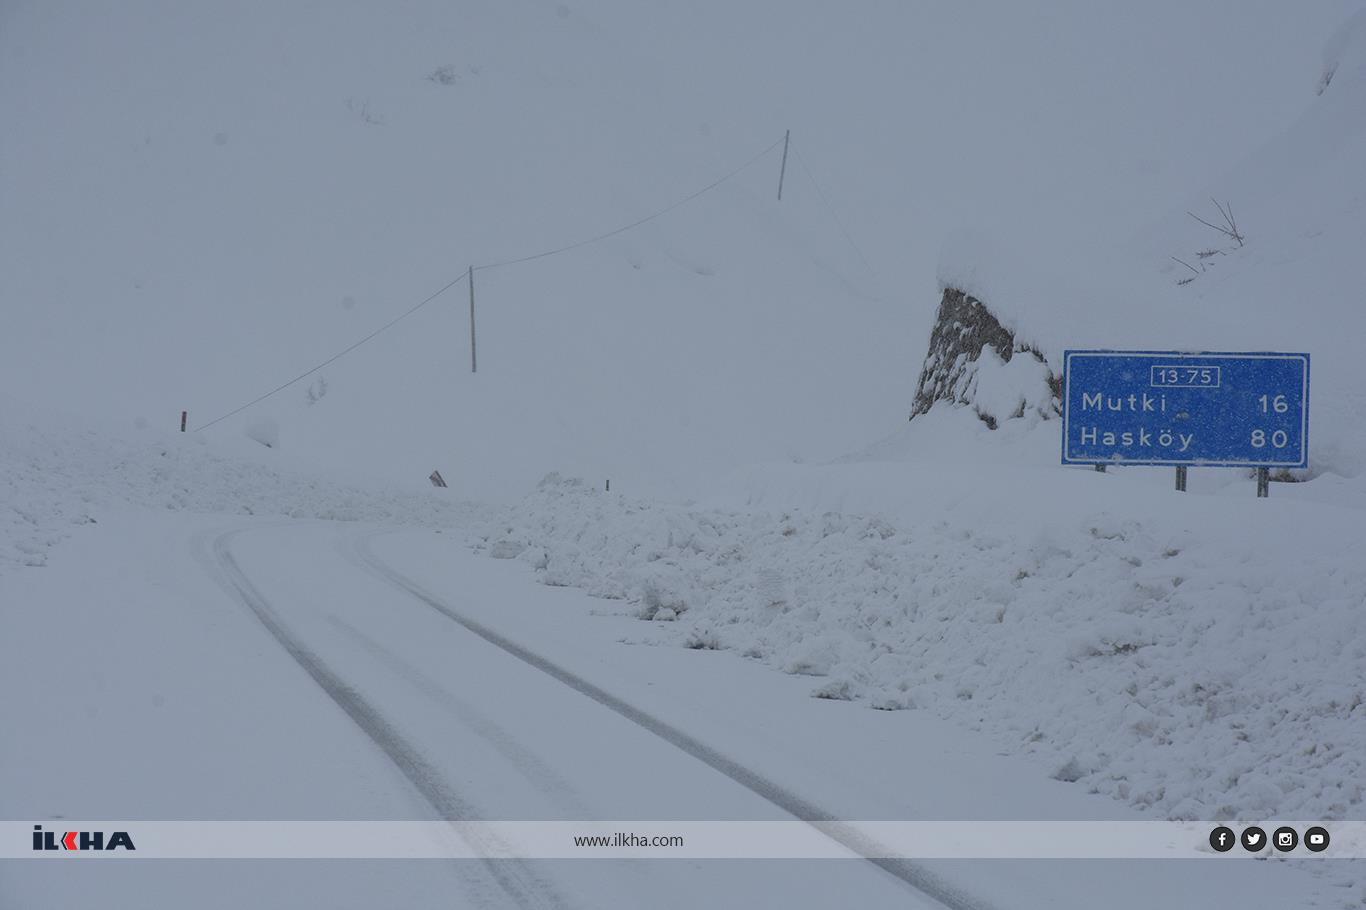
[790,141,876,280]
[474,136,785,272]
[194,135,786,431]
[194,273,466,431]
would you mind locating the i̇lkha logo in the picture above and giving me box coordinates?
[32,825,135,852]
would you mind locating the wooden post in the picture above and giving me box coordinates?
[468,266,477,373]
[605,479,610,492]
[1257,466,1269,498]
[777,129,790,201]
[1175,465,1187,492]
[180,410,187,432]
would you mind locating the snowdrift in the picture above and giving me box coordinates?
[487,472,1366,822]
[0,397,474,577]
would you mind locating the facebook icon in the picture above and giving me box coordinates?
[1209,826,1235,853]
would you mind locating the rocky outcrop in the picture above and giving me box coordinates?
[910,287,1061,427]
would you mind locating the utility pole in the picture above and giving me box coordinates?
[468,265,477,373]
[777,129,790,201]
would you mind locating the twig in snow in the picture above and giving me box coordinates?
[1187,198,1244,247]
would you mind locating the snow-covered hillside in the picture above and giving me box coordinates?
[911,6,1366,483]
[2,0,1359,500]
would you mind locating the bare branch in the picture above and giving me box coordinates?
[1171,256,1202,276]
[1187,212,1227,235]
[1206,198,1244,247]
[1187,201,1244,247]
[1223,200,1242,246]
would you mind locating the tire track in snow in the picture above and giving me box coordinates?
[322,612,597,820]
[320,611,681,908]
[204,526,572,910]
[348,529,1000,910]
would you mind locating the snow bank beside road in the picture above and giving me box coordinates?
[0,400,475,576]
[485,472,1366,823]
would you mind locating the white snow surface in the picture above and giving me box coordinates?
[488,469,1366,823]
[3,0,1359,500]
[4,6,1366,905]
[1320,6,1366,93]
[935,12,1366,479]
[11,394,1364,831]
[0,396,476,576]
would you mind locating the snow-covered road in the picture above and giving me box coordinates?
[3,515,941,908]
[216,521,957,908]
[0,513,1333,908]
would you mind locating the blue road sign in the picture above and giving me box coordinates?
[1062,351,1309,467]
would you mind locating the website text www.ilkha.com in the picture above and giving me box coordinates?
[572,832,684,849]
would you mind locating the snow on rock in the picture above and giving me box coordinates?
[485,473,1366,822]
[910,287,1060,429]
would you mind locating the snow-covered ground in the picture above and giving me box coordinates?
[0,395,479,578]
[485,455,1366,825]
[5,2,1366,908]
[0,449,1350,908]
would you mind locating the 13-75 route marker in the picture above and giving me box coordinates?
[1062,351,1309,496]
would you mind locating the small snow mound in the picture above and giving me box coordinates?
[489,539,526,559]
[1052,756,1089,783]
[637,572,692,619]
[868,693,913,712]
[811,679,854,701]
[683,628,722,650]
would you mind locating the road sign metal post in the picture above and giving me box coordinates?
[1062,351,1308,497]
[1257,467,1269,498]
